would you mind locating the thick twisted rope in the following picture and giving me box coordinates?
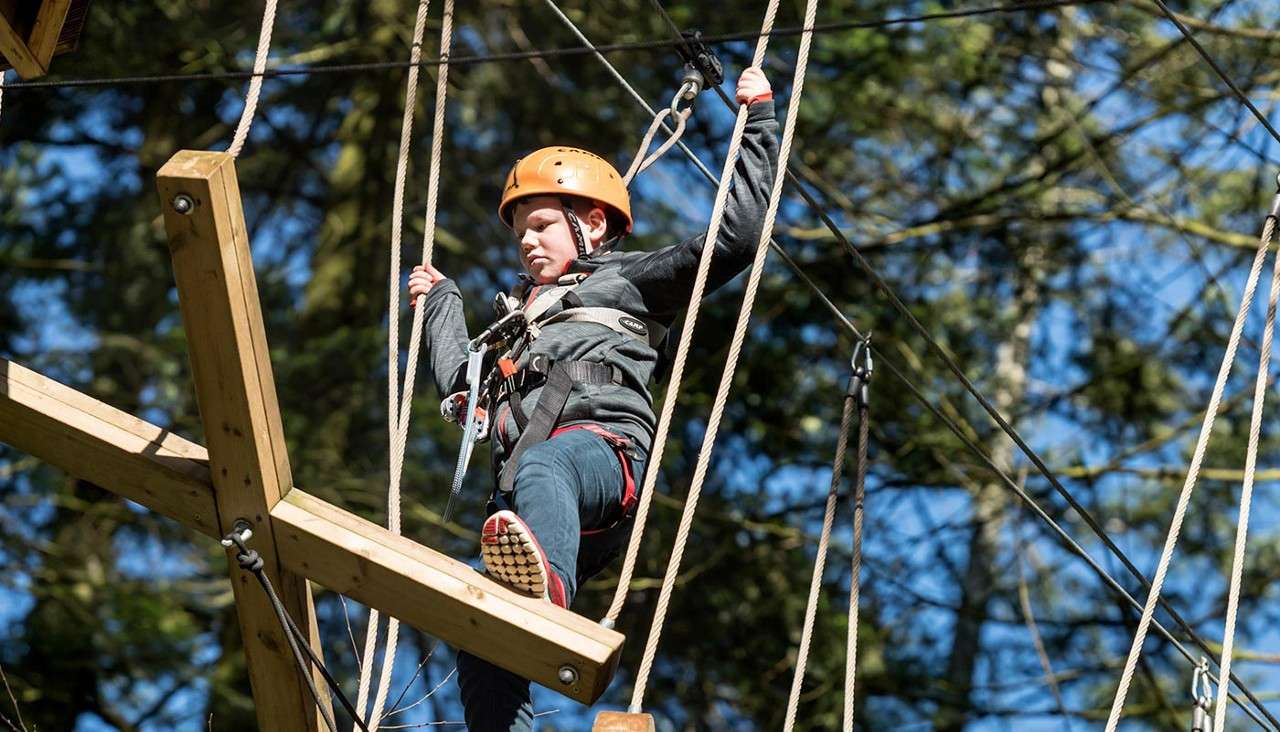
[845,391,868,732]
[1213,193,1280,731]
[783,389,856,731]
[1105,209,1277,730]
[357,0,433,717]
[357,2,453,728]
[226,0,280,158]
[0,70,6,124]
[630,0,819,708]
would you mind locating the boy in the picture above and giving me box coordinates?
[409,67,777,730]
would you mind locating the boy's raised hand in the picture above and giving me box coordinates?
[736,67,773,106]
[408,263,448,306]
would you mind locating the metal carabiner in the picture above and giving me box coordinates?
[1191,657,1214,732]
[848,334,873,404]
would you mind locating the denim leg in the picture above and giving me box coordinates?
[508,428,631,605]
[456,649,534,732]
[456,428,637,731]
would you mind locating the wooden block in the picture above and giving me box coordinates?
[272,489,626,704]
[0,357,219,538]
[28,0,70,66]
[594,711,657,731]
[0,3,44,79]
[158,150,330,732]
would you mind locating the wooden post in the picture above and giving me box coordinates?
[0,1,44,79]
[157,150,331,732]
[28,0,71,68]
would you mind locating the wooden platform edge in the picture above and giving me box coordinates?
[273,489,626,704]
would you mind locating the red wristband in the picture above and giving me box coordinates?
[746,91,774,105]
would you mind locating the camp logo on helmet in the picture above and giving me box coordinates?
[618,316,648,336]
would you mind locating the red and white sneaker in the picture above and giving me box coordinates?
[480,510,568,608]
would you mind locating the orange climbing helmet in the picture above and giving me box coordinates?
[498,147,633,236]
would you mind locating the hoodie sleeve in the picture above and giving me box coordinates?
[618,100,780,315]
[420,279,472,396]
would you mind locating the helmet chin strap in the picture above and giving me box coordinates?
[560,197,591,260]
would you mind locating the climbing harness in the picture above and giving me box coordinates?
[1106,174,1280,731]
[1192,657,1214,732]
[435,273,666,515]
[226,0,279,158]
[782,339,871,732]
[221,523,370,732]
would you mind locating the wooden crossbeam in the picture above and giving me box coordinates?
[157,150,330,732]
[27,0,70,67]
[0,0,44,79]
[0,357,627,704]
[0,358,218,538]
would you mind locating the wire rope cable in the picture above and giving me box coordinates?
[1148,0,1280,146]
[1213,183,1280,732]
[226,0,280,158]
[1105,195,1279,731]
[540,6,1280,724]
[1,0,1110,93]
[630,0,820,709]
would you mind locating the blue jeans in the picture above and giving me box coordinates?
[457,427,643,731]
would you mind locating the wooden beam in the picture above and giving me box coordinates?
[157,150,330,732]
[0,357,219,538]
[594,712,657,731]
[0,358,626,704]
[0,2,44,79]
[28,0,71,67]
[272,490,626,704]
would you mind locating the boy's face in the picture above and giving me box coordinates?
[512,196,608,284]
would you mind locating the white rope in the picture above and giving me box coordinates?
[1213,214,1280,732]
[226,0,280,158]
[0,70,6,125]
[1104,215,1276,730]
[622,106,691,187]
[783,391,855,731]
[357,0,433,716]
[844,396,868,732]
[357,1,453,728]
[630,0,819,708]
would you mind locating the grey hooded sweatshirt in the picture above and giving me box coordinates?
[421,100,780,473]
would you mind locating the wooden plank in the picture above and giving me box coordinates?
[28,0,70,67]
[0,3,43,79]
[273,489,626,704]
[157,150,330,732]
[0,357,219,538]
